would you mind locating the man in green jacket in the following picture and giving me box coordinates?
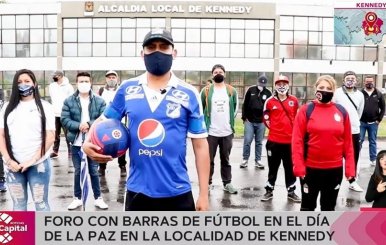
[201,64,239,194]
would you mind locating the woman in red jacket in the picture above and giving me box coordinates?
[292,75,355,211]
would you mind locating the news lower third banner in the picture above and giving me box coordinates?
[1,211,385,245]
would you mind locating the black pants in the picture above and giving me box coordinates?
[208,134,233,186]
[125,190,195,211]
[265,140,296,192]
[99,154,127,170]
[300,167,343,211]
[0,154,4,180]
[53,117,70,153]
[352,133,360,180]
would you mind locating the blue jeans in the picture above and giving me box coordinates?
[360,121,379,161]
[6,158,51,211]
[242,121,266,161]
[72,146,101,199]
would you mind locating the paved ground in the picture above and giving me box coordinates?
[0,137,380,211]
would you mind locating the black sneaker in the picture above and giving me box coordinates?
[119,166,127,177]
[261,190,273,202]
[287,192,301,203]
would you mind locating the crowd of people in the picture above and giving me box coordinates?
[0,29,385,211]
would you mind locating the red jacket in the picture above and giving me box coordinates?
[291,101,355,178]
[263,95,298,144]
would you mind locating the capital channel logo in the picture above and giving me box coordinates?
[137,119,165,157]
[0,212,35,244]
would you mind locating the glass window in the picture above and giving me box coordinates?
[93,29,106,42]
[16,44,29,57]
[30,15,43,28]
[294,17,308,30]
[3,44,15,57]
[93,43,106,56]
[260,44,274,58]
[136,28,149,42]
[107,28,121,42]
[350,46,364,60]
[293,86,307,102]
[171,29,185,42]
[16,30,29,43]
[78,43,92,56]
[107,18,121,28]
[16,15,29,28]
[231,30,244,43]
[260,20,274,29]
[44,43,56,56]
[121,43,136,56]
[216,43,229,57]
[44,15,57,28]
[308,45,322,59]
[78,18,92,28]
[137,18,150,27]
[309,31,322,45]
[216,19,230,28]
[216,29,230,43]
[294,31,307,43]
[364,46,377,61]
[201,19,215,28]
[78,28,92,42]
[336,46,350,60]
[201,29,214,42]
[322,31,334,45]
[245,29,259,43]
[230,44,244,57]
[30,29,44,43]
[260,30,274,43]
[185,71,200,85]
[122,29,136,42]
[280,44,294,58]
[292,73,307,86]
[280,16,293,30]
[174,43,185,56]
[30,43,43,57]
[107,43,121,56]
[186,19,200,28]
[2,16,15,29]
[322,46,335,60]
[280,31,293,44]
[293,45,307,59]
[201,43,215,57]
[2,30,15,43]
[245,20,259,29]
[63,19,77,28]
[309,17,321,31]
[187,28,200,42]
[171,19,185,28]
[93,18,106,28]
[151,18,165,28]
[63,29,77,42]
[185,43,200,57]
[230,19,244,29]
[45,29,57,42]
[323,18,333,31]
[122,18,136,28]
[63,43,77,56]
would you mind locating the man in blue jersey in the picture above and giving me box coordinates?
[82,29,210,211]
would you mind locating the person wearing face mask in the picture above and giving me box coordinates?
[360,75,385,167]
[0,69,55,210]
[82,29,210,211]
[200,64,239,194]
[48,70,74,159]
[240,75,272,169]
[333,71,365,192]
[292,75,355,211]
[61,72,108,210]
[98,70,127,177]
[261,75,301,203]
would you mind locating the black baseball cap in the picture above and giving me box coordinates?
[258,75,268,86]
[142,29,174,47]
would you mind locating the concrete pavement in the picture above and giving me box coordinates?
[0,137,381,211]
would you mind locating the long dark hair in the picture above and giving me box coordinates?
[4,69,47,161]
[374,150,386,183]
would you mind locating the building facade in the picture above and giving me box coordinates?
[0,1,383,104]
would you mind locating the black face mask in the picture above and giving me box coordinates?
[144,52,173,76]
[365,83,374,89]
[53,77,59,82]
[18,84,35,97]
[213,74,225,83]
[315,90,334,104]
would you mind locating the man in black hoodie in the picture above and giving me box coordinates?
[240,75,272,169]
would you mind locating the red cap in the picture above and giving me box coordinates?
[275,75,290,85]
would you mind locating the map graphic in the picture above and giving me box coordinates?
[334,9,386,45]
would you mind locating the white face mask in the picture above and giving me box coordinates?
[78,82,91,93]
[275,84,289,95]
[257,85,264,91]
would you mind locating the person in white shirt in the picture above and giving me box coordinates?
[48,70,74,158]
[0,69,55,211]
[333,71,365,192]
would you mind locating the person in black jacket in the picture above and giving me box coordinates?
[240,75,272,169]
[365,150,386,208]
[0,88,5,192]
[360,75,385,166]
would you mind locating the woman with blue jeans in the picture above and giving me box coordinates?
[0,69,55,211]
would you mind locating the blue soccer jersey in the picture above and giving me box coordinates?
[103,73,207,198]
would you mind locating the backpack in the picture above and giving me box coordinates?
[303,102,347,159]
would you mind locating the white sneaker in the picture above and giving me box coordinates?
[67,198,83,210]
[349,181,363,192]
[255,160,265,169]
[370,161,376,166]
[240,160,248,168]
[94,197,108,209]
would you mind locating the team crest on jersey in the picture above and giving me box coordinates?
[288,101,294,107]
[166,89,189,107]
[334,113,341,122]
[262,95,267,100]
[125,85,144,100]
[166,102,181,118]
